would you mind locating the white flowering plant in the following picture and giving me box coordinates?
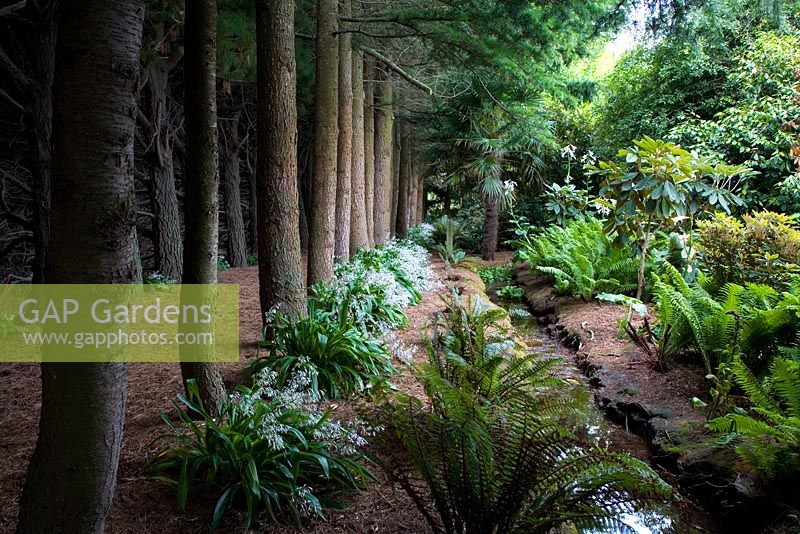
[408,222,435,247]
[148,376,376,530]
[257,299,396,400]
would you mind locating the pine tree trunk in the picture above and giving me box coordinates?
[481,196,499,261]
[373,67,393,244]
[28,1,57,284]
[418,177,425,224]
[222,115,247,268]
[396,123,411,239]
[363,55,375,246]
[256,0,307,318]
[180,0,225,414]
[409,164,417,228]
[349,48,369,254]
[16,2,143,532]
[146,61,183,281]
[390,121,400,237]
[334,0,353,260]
[307,0,339,283]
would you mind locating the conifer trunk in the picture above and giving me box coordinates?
[334,0,353,259]
[373,67,393,244]
[363,56,376,246]
[17,1,144,531]
[222,115,247,268]
[146,61,183,281]
[390,121,401,237]
[256,0,307,318]
[180,0,226,413]
[307,0,339,283]
[349,48,369,253]
[396,122,411,239]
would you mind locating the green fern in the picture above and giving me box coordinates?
[525,218,640,300]
[708,356,800,482]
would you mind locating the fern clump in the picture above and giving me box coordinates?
[708,356,800,483]
[381,294,673,534]
[517,218,639,300]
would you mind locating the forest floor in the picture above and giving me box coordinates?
[0,256,507,534]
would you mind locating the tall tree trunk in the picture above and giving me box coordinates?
[396,122,410,239]
[146,61,183,280]
[390,121,400,237]
[16,1,143,532]
[307,0,339,283]
[363,55,375,246]
[481,196,499,261]
[222,114,247,268]
[28,1,57,284]
[246,147,258,253]
[418,175,426,224]
[349,49,369,254]
[256,0,307,319]
[334,0,352,260]
[373,67,393,244]
[409,162,417,228]
[180,0,226,414]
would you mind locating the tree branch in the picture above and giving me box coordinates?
[0,88,26,113]
[360,46,433,96]
[0,44,31,94]
[0,0,27,18]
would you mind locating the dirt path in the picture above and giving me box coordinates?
[0,258,486,534]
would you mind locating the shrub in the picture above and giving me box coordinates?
[708,356,800,484]
[247,253,258,266]
[408,223,435,248]
[147,376,375,530]
[381,294,673,534]
[697,211,800,288]
[310,276,408,334]
[256,302,396,399]
[516,218,639,300]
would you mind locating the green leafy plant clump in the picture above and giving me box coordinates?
[496,284,524,300]
[147,377,375,530]
[476,263,513,285]
[516,217,639,301]
[256,302,396,400]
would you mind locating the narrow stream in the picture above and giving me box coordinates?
[491,292,719,533]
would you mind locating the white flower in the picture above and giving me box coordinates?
[561,144,577,160]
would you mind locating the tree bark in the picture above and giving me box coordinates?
[256,0,307,319]
[334,0,352,260]
[180,0,225,414]
[372,66,393,244]
[307,0,339,284]
[396,123,411,238]
[29,1,57,284]
[481,196,499,261]
[390,120,401,238]
[409,162,417,228]
[146,60,182,281]
[363,55,375,246]
[222,114,247,268]
[349,48,369,254]
[16,1,143,532]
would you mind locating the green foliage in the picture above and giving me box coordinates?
[670,30,800,196]
[217,256,231,272]
[432,216,467,266]
[147,378,374,530]
[381,294,673,534]
[476,264,512,285]
[516,218,639,300]
[247,253,258,267]
[310,278,408,334]
[496,284,524,300]
[588,136,749,296]
[697,211,800,288]
[543,182,590,226]
[708,356,800,482]
[255,302,395,400]
[644,264,800,372]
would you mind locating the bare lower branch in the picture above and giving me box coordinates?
[360,46,433,96]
